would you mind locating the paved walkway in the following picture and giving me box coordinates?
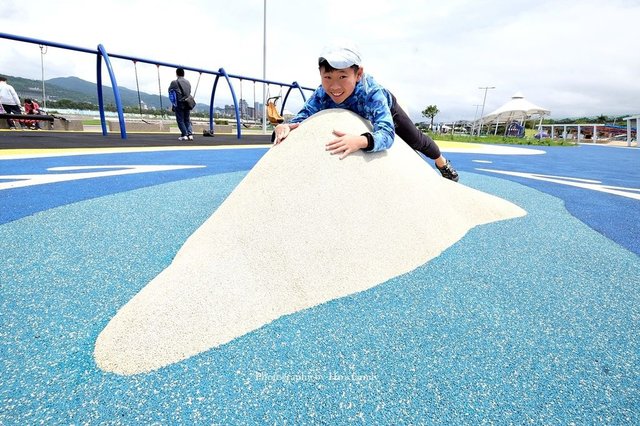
[1,135,638,424]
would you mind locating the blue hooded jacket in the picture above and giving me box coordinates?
[290,74,395,152]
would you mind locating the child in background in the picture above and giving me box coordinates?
[22,99,42,129]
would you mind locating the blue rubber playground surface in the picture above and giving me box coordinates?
[1,138,638,424]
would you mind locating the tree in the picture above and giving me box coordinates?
[422,105,439,129]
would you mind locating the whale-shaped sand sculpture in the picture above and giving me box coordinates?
[95,109,526,375]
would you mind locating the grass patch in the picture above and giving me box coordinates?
[81,119,103,125]
[426,132,577,147]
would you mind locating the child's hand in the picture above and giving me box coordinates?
[326,130,368,159]
[273,123,300,144]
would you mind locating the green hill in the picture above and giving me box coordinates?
[47,76,174,110]
[3,74,199,110]
[5,75,93,104]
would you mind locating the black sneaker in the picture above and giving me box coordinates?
[437,159,459,182]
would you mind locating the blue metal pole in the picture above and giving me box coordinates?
[280,81,308,116]
[219,68,241,139]
[293,82,307,102]
[209,74,221,133]
[96,54,107,135]
[0,32,96,54]
[281,85,294,115]
[97,44,127,139]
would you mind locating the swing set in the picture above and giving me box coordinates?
[236,80,284,126]
[0,32,315,139]
[208,67,308,138]
[266,85,284,124]
[133,61,202,125]
[237,79,254,128]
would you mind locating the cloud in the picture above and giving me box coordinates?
[1,0,638,122]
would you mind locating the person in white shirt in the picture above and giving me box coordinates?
[0,76,22,129]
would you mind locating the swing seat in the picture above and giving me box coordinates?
[267,96,284,125]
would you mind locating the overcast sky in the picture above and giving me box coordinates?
[1,0,639,122]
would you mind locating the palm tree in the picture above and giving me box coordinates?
[422,105,439,130]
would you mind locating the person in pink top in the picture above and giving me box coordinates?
[22,99,42,129]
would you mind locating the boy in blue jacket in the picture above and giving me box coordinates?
[273,42,458,182]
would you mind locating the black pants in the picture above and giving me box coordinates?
[389,93,441,160]
[1,104,21,128]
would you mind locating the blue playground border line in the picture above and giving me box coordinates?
[0,148,267,224]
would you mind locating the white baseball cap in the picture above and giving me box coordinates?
[319,41,362,69]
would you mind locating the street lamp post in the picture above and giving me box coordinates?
[471,104,481,136]
[477,86,495,136]
[262,0,267,134]
[39,44,48,110]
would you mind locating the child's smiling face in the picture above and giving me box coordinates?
[320,66,363,104]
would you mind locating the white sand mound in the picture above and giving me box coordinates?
[94,109,526,375]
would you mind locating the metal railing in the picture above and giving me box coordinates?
[0,32,316,139]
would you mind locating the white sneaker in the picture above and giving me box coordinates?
[187,135,194,141]
[178,136,188,141]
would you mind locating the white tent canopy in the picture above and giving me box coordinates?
[478,92,550,134]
